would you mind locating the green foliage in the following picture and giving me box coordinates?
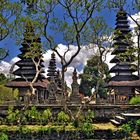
[85,109,94,123]
[0,49,8,60]
[25,106,41,124]
[19,126,31,134]
[42,109,52,124]
[5,106,53,125]
[7,106,17,125]
[121,119,140,136]
[121,123,133,135]
[0,85,18,103]
[57,111,70,124]
[81,122,94,137]
[107,0,126,9]
[0,132,8,140]
[6,106,27,125]
[121,121,136,137]
[0,73,9,84]
[79,55,110,97]
[0,0,21,41]
[129,96,140,105]
[136,119,140,135]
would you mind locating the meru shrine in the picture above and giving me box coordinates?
[4,8,140,111]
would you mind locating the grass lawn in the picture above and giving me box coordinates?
[93,122,119,130]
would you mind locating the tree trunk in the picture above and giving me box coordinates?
[138,33,140,78]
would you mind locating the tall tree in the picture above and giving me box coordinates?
[0,0,21,60]
[83,16,112,63]
[79,55,111,98]
[20,0,104,94]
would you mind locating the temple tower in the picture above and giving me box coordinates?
[47,53,57,81]
[108,9,139,104]
[47,53,63,103]
[6,22,49,104]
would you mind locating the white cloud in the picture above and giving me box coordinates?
[128,12,140,44]
[128,12,140,29]
[42,44,93,87]
[0,57,20,76]
[0,43,114,87]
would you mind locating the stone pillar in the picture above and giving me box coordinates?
[69,68,81,104]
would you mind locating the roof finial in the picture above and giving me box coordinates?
[119,0,125,11]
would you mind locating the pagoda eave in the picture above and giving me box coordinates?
[6,79,49,88]
[109,75,139,81]
[107,80,140,87]
[110,57,133,63]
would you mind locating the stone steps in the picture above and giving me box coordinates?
[110,114,126,126]
[110,119,120,126]
[115,115,125,123]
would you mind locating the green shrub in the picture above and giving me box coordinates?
[136,119,140,135]
[57,111,70,124]
[6,106,27,125]
[19,126,31,134]
[121,122,134,137]
[0,132,8,140]
[81,122,93,137]
[0,85,18,102]
[42,109,52,124]
[85,109,94,123]
[25,106,41,124]
[6,106,17,125]
[129,96,140,104]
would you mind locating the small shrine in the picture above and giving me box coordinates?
[48,77,57,104]
[47,52,62,89]
[107,8,139,104]
[47,53,62,103]
[69,68,81,104]
[6,22,49,104]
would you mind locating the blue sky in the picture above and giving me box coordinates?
[1,9,115,62]
[0,0,139,86]
[0,0,137,62]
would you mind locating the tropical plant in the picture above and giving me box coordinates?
[0,85,18,103]
[136,119,140,135]
[25,106,41,124]
[85,109,94,123]
[121,121,135,137]
[79,55,110,97]
[81,122,94,137]
[0,132,8,140]
[129,96,140,105]
[57,111,70,124]
[42,109,52,124]
[6,106,17,125]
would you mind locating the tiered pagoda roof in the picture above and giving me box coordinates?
[47,53,57,80]
[15,23,45,81]
[47,53,62,89]
[6,22,48,88]
[108,8,139,87]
